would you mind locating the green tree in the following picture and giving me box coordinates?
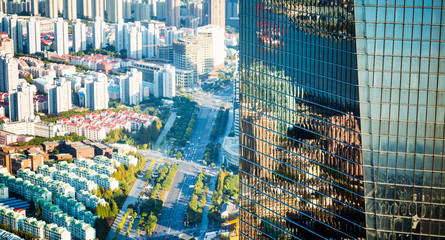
[176,151,182,160]
[36,202,42,219]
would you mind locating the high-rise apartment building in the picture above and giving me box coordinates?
[81,0,92,19]
[119,68,143,106]
[92,0,104,20]
[26,17,41,54]
[63,0,76,20]
[153,64,175,98]
[239,1,445,240]
[30,0,39,16]
[9,83,34,122]
[45,0,58,18]
[166,0,179,27]
[48,78,72,114]
[122,0,132,20]
[0,51,18,93]
[208,0,224,29]
[86,73,109,111]
[106,0,122,23]
[72,19,86,52]
[54,18,69,56]
[1,15,18,53]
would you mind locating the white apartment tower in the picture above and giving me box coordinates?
[154,64,175,98]
[63,0,77,20]
[45,0,58,18]
[27,17,41,54]
[86,73,109,111]
[92,16,105,49]
[126,26,142,59]
[9,83,34,122]
[48,78,72,114]
[142,25,160,59]
[107,0,123,23]
[54,18,69,56]
[73,19,87,52]
[119,68,143,106]
[31,0,39,16]
[0,51,18,93]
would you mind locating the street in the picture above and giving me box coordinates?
[108,84,234,240]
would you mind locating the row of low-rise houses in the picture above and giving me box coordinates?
[54,110,158,141]
[0,206,71,240]
[0,174,96,240]
[11,170,99,223]
[33,162,118,192]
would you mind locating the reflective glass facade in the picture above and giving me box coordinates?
[239,1,445,239]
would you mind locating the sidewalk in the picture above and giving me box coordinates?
[153,112,177,150]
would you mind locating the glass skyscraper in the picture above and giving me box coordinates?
[239,1,445,239]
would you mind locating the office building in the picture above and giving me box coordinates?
[92,16,105,49]
[119,68,143,106]
[54,18,69,56]
[106,0,122,23]
[208,0,224,28]
[165,0,179,27]
[85,73,109,111]
[26,17,41,54]
[0,51,18,93]
[48,79,72,114]
[153,64,175,98]
[45,0,58,18]
[72,19,86,52]
[63,0,76,20]
[239,1,445,239]
[197,25,225,70]
[9,83,34,122]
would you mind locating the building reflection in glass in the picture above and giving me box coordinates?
[239,0,445,239]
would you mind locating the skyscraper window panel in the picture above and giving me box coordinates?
[240,0,445,239]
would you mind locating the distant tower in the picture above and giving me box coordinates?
[63,0,77,20]
[45,0,58,18]
[166,0,179,27]
[106,0,123,23]
[92,0,104,19]
[208,0,225,28]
